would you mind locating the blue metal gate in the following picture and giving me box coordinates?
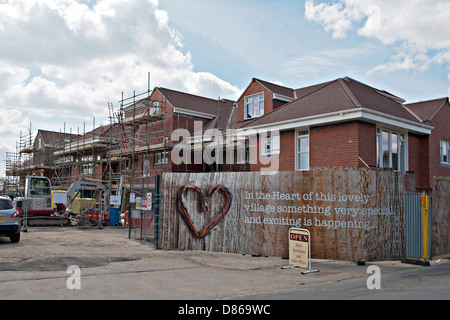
[405,193,432,259]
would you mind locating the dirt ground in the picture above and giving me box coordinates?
[0,226,445,300]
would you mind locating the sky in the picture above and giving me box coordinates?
[1,0,449,176]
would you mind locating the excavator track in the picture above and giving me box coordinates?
[22,216,71,227]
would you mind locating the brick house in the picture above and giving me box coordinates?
[115,87,235,188]
[7,77,449,195]
[404,98,450,190]
[6,129,80,190]
[229,77,448,192]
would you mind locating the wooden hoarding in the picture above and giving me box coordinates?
[161,169,405,261]
[432,178,450,257]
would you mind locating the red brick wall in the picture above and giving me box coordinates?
[236,121,378,173]
[358,122,377,167]
[310,121,374,168]
[279,130,295,171]
[246,130,295,172]
[429,102,450,186]
[408,133,430,191]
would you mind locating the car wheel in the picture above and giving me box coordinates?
[9,233,20,243]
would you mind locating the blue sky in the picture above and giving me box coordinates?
[158,0,449,101]
[0,0,449,175]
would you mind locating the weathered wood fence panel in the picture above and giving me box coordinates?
[161,169,405,261]
[432,178,450,257]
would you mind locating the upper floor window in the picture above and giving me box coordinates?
[377,128,406,171]
[152,101,160,114]
[245,93,264,120]
[441,140,450,165]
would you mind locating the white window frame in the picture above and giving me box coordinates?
[296,129,310,171]
[244,92,264,120]
[143,154,150,176]
[152,101,160,114]
[376,128,408,171]
[440,139,450,165]
[236,139,250,164]
[80,155,94,175]
[260,132,280,157]
[155,151,168,165]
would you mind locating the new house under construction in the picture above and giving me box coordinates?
[4,82,235,243]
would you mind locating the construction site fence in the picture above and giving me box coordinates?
[128,175,161,248]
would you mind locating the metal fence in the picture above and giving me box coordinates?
[405,193,432,259]
[128,175,161,247]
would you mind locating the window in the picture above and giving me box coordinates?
[0,199,13,210]
[143,154,150,176]
[152,101,159,114]
[81,163,93,175]
[377,128,406,171]
[236,139,250,164]
[155,152,168,165]
[244,93,264,120]
[296,130,309,171]
[80,156,94,175]
[30,178,51,195]
[441,140,450,165]
[261,133,280,156]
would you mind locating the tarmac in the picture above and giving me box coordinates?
[0,227,447,300]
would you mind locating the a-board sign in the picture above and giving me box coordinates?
[289,228,309,269]
[282,228,319,274]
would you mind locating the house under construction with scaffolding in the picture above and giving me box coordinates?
[6,76,449,245]
[4,85,236,241]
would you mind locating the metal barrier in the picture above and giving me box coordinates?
[405,193,432,260]
[128,175,161,247]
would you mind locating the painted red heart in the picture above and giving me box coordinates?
[176,184,232,239]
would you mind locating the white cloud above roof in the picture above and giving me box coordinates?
[0,0,241,173]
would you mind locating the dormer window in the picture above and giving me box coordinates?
[244,93,264,120]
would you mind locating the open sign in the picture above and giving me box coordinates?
[282,228,319,274]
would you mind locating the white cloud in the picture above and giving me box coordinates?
[304,0,363,39]
[0,0,242,115]
[305,0,450,78]
[0,0,241,174]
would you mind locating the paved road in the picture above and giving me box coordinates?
[0,227,448,301]
[235,260,450,300]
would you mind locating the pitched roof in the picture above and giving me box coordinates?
[240,77,421,128]
[254,78,296,99]
[404,97,449,122]
[37,129,81,147]
[158,87,236,131]
[294,80,334,99]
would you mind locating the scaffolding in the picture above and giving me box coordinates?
[114,88,173,188]
[4,125,38,196]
